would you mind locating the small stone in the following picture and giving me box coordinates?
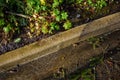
[76,14,81,18]
[72,43,78,47]
[85,18,90,22]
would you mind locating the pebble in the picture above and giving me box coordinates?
[76,14,81,18]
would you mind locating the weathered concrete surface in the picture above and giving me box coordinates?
[0,30,119,80]
[0,12,120,73]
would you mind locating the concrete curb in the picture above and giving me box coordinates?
[0,12,120,72]
[0,30,119,80]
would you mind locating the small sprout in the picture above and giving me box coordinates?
[42,26,48,34]
[14,38,21,43]
[50,22,60,30]
[77,0,83,3]
[63,20,72,30]
[52,0,59,8]
[59,0,63,3]
[40,0,46,5]
[3,27,9,33]
[3,24,11,33]
[53,9,60,16]
[54,25,60,30]
[41,5,47,11]
[41,22,49,34]
[56,15,61,21]
[49,22,60,33]
[61,11,68,20]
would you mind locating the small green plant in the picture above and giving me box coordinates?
[14,38,21,43]
[87,37,102,49]
[69,67,95,80]
[80,68,95,80]
[3,24,12,33]
[49,22,60,33]
[69,56,103,80]
[63,20,72,30]
[0,0,109,43]
[53,68,66,79]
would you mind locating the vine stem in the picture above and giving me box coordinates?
[5,11,44,20]
[6,11,30,19]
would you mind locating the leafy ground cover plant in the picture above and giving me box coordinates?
[0,0,109,37]
[0,0,72,40]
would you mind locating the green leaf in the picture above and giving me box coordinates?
[54,25,60,30]
[34,5,41,13]
[87,0,92,4]
[0,19,5,26]
[61,11,68,20]
[63,20,72,30]
[59,0,63,4]
[14,38,21,43]
[56,15,61,21]
[3,27,10,33]
[53,9,60,16]
[3,24,11,33]
[49,22,60,33]
[9,15,16,23]
[52,2,59,8]
[41,26,48,34]
[41,5,47,11]
[40,0,46,5]
[77,0,83,3]
[50,22,56,30]
[50,22,60,31]
[53,0,59,3]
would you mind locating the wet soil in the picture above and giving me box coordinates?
[0,1,120,54]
